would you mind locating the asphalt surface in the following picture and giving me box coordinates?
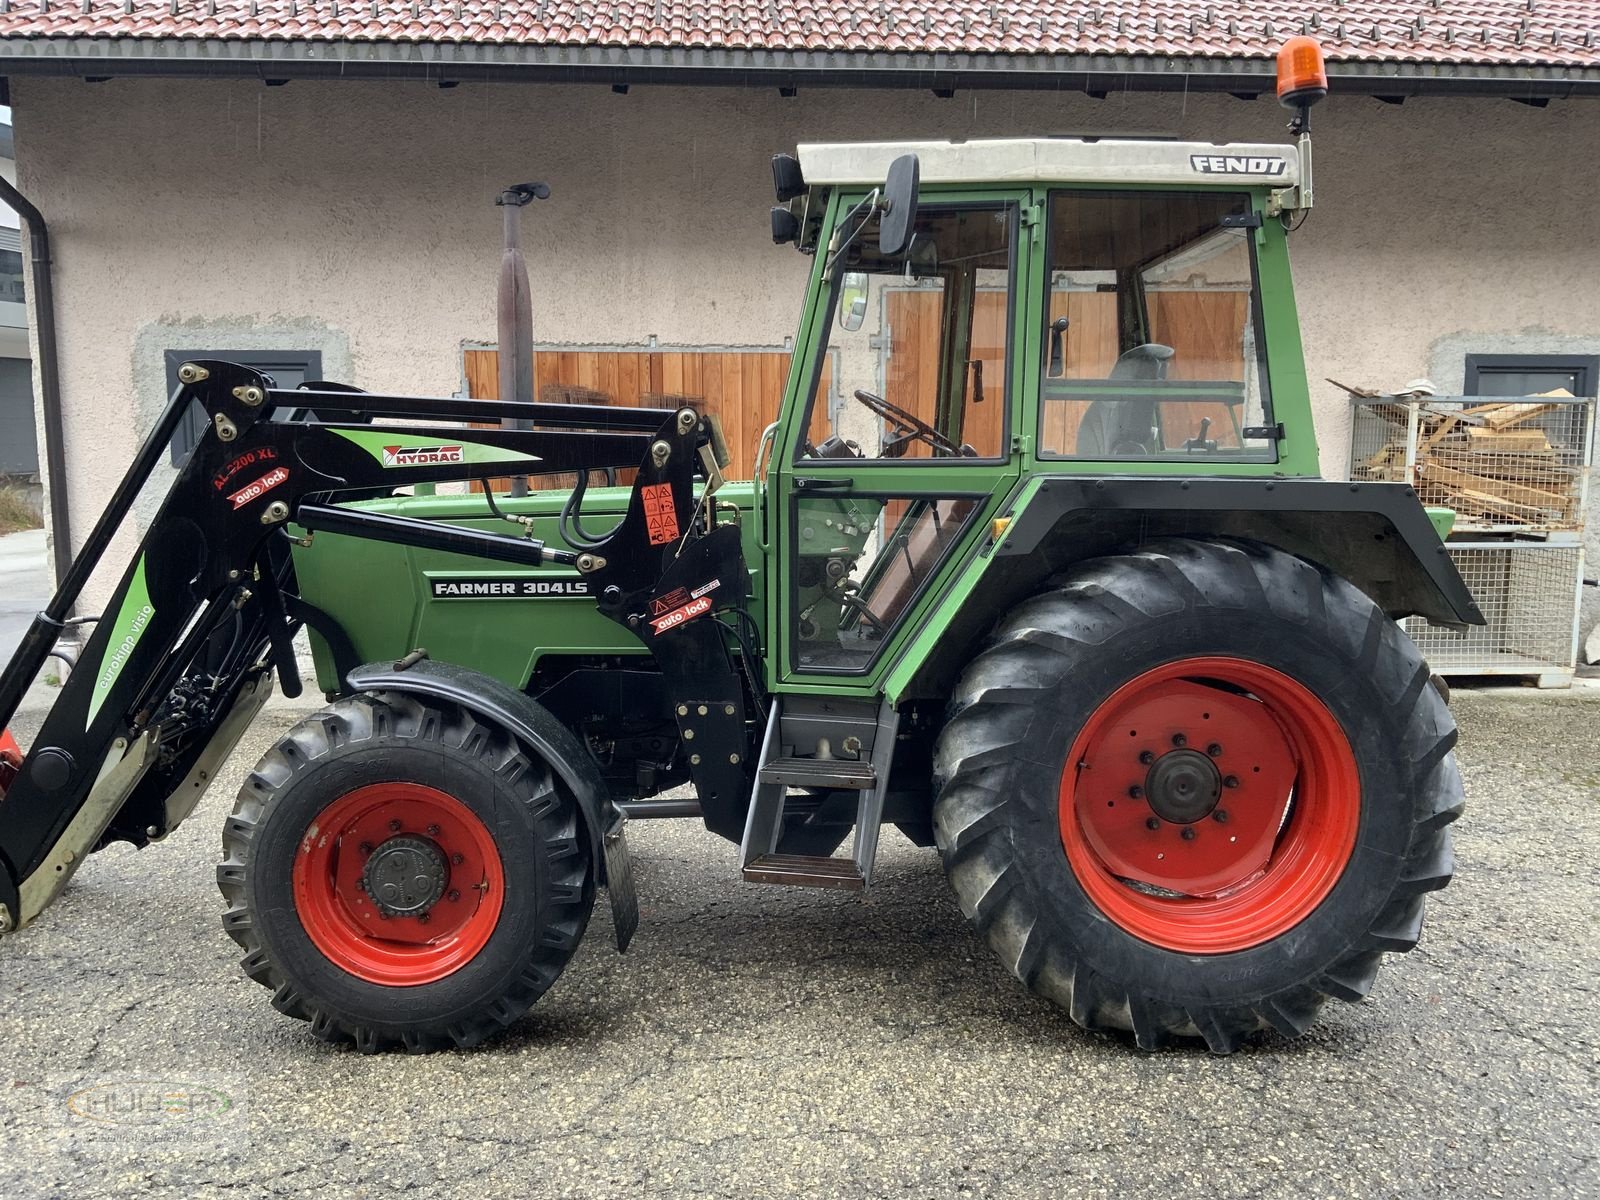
[0,685,1596,1199]
[0,529,48,665]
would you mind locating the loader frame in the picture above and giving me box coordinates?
[0,359,742,934]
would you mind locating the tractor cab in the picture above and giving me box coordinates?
[764,134,1318,691]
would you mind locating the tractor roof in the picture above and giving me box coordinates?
[796,137,1301,190]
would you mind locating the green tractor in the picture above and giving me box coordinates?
[0,43,1479,1053]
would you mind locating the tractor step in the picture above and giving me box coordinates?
[758,757,876,789]
[739,697,900,891]
[742,853,866,891]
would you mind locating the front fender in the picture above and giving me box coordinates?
[346,659,637,952]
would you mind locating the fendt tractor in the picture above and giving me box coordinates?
[0,40,1478,1053]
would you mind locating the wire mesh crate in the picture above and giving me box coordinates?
[1350,394,1594,534]
[1402,541,1585,687]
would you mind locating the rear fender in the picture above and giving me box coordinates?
[345,659,638,952]
[884,475,1483,703]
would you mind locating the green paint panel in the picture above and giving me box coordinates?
[1426,506,1457,541]
[295,484,765,693]
[87,554,155,727]
[332,428,540,467]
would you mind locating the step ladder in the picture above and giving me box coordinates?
[738,697,899,891]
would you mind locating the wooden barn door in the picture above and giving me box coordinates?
[462,345,797,489]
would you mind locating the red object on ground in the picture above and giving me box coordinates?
[1059,656,1360,955]
[0,728,20,798]
[291,782,506,986]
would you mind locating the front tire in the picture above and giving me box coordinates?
[218,692,594,1052]
[933,539,1464,1052]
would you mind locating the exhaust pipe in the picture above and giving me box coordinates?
[495,182,548,498]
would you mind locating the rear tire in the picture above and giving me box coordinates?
[933,539,1463,1052]
[218,692,594,1052]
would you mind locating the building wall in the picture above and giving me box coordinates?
[11,76,1600,613]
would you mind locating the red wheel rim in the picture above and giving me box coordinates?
[291,782,505,986]
[1059,657,1359,954]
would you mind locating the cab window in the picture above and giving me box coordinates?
[1039,190,1275,461]
[795,203,1014,462]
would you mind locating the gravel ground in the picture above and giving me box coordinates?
[0,686,1596,1199]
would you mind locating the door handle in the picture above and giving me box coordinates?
[793,477,854,492]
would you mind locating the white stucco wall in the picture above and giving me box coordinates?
[10,76,1600,619]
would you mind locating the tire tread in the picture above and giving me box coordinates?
[216,693,594,1053]
[933,537,1463,1051]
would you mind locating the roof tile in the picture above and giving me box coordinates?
[0,1,1594,68]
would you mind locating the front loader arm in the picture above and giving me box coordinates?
[0,359,711,935]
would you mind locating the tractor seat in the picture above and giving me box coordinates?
[1076,343,1175,456]
[1108,343,1176,380]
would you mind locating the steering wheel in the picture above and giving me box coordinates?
[851,389,963,458]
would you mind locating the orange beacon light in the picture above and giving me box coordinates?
[1277,36,1328,110]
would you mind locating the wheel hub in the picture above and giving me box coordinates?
[1145,749,1222,824]
[1059,658,1362,954]
[1067,676,1300,896]
[292,782,505,986]
[361,834,448,918]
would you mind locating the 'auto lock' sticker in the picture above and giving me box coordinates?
[648,578,720,635]
[227,466,290,510]
[650,594,713,635]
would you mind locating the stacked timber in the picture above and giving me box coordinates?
[1354,391,1581,530]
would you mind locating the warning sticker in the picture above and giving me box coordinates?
[641,483,679,546]
[650,593,713,635]
[651,588,690,617]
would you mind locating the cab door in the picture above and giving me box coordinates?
[771,191,1031,693]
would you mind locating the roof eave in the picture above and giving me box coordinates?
[1,38,1598,99]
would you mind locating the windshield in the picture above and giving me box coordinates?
[796,203,1014,462]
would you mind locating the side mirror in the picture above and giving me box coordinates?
[878,154,920,257]
[838,272,869,332]
[771,153,806,202]
[771,206,800,245]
